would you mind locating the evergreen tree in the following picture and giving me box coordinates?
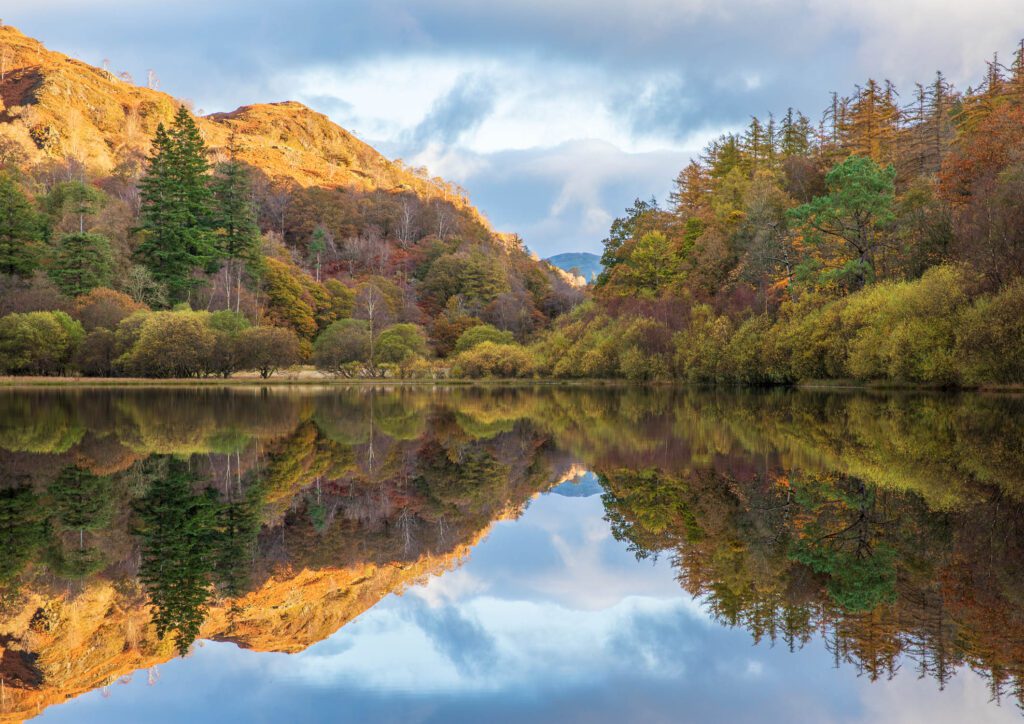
[0,172,42,277]
[136,107,214,304]
[211,138,261,311]
[46,466,114,578]
[49,232,114,296]
[136,458,219,656]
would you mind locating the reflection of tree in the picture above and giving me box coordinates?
[47,466,115,579]
[0,485,47,588]
[136,459,219,656]
[787,475,897,612]
[598,463,1024,703]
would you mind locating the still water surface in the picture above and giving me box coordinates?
[0,386,1019,722]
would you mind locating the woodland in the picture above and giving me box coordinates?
[1,26,1023,385]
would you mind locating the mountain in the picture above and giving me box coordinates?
[0,23,585,348]
[0,24,476,210]
[546,252,602,283]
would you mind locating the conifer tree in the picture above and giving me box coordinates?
[211,137,260,311]
[0,172,42,277]
[49,232,114,296]
[136,106,214,304]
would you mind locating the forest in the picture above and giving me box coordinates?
[1,28,1023,384]
[537,47,1024,385]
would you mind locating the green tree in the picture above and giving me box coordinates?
[375,323,429,364]
[0,172,42,277]
[136,107,215,304]
[236,325,302,378]
[48,231,114,296]
[42,180,106,234]
[789,156,897,288]
[313,318,371,376]
[454,323,514,353]
[308,226,327,283]
[211,143,261,311]
[0,485,48,586]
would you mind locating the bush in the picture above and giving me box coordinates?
[955,279,1024,384]
[118,310,214,378]
[207,310,251,377]
[454,324,514,353]
[451,341,536,378]
[673,305,732,382]
[314,319,370,375]
[0,310,84,375]
[843,265,968,384]
[237,326,302,378]
[376,323,429,363]
[73,287,146,331]
[74,328,117,377]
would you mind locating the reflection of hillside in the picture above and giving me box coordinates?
[0,387,1021,718]
[0,388,570,721]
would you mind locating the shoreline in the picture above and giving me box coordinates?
[0,375,1021,393]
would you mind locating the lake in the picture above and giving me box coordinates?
[0,386,1020,722]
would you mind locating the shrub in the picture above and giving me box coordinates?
[454,324,514,353]
[451,341,536,378]
[207,310,251,377]
[313,319,370,375]
[237,326,302,378]
[118,310,214,378]
[955,279,1024,384]
[74,328,117,377]
[673,305,732,382]
[843,266,968,384]
[376,323,429,364]
[73,287,146,331]
[0,310,84,375]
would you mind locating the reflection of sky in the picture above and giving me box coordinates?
[41,487,1020,723]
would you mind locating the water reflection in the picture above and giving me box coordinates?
[0,387,1021,719]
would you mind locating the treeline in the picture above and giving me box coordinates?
[0,106,579,377]
[538,44,1024,385]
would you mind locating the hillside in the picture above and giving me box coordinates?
[0,24,480,215]
[0,24,584,378]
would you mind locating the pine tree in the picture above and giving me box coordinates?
[136,107,214,304]
[211,137,260,311]
[49,232,114,296]
[0,172,42,277]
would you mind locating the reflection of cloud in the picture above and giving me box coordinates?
[405,597,499,675]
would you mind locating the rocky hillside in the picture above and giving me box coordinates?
[0,23,484,221]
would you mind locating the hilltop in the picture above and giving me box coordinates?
[0,24,584,381]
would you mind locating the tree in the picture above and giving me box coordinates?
[0,172,42,277]
[308,226,327,283]
[47,466,114,576]
[210,142,261,311]
[49,232,114,296]
[206,309,250,377]
[788,156,896,288]
[237,325,302,378]
[313,318,370,376]
[454,323,514,353]
[0,310,83,375]
[375,323,428,364]
[73,287,146,331]
[42,180,106,234]
[355,282,392,372]
[136,107,214,304]
[119,310,215,378]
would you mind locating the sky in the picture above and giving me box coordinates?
[41,482,1019,724]
[9,1,1024,256]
